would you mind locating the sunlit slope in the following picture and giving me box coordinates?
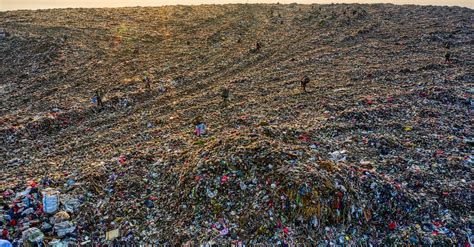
[0,4,473,244]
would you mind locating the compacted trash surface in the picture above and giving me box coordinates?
[0,3,473,245]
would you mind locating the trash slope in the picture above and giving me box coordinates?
[0,4,473,245]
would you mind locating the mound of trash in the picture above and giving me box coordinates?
[1,3,473,246]
[167,134,416,244]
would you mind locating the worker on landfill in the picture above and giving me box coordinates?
[194,116,206,137]
[445,51,452,63]
[143,72,152,92]
[221,87,230,104]
[444,41,452,64]
[301,75,310,92]
[255,42,262,52]
[94,89,104,108]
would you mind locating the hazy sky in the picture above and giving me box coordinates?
[1,0,473,11]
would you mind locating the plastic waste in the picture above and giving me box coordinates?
[54,221,75,237]
[106,229,120,241]
[22,228,44,247]
[330,150,347,163]
[42,189,60,214]
[50,211,70,224]
[0,240,12,247]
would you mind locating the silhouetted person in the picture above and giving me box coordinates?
[444,42,452,63]
[445,52,452,63]
[255,42,261,52]
[221,87,230,104]
[301,76,310,92]
[94,90,104,108]
[143,74,151,91]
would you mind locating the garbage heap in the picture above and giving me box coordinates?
[1,3,473,246]
[166,133,418,245]
[1,182,81,245]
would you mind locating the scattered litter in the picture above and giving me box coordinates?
[0,3,472,246]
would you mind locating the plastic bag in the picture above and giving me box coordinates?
[21,228,44,247]
[42,189,60,214]
[54,221,75,237]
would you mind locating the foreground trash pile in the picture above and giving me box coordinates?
[1,3,473,245]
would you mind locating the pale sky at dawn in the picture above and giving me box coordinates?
[1,0,473,11]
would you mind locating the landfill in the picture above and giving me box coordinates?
[1,3,473,246]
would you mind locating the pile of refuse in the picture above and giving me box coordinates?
[1,182,81,245]
[167,134,417,245]
[1,3,473,246]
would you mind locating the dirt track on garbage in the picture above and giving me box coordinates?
[1,3,473,245]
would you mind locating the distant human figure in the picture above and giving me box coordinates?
[193,116,206,137]
[301,76,310,92]
[255,42,262,52]
[94,89,104,108]
[444,42,452,63]
[445,52,452,63]
[221,87,230,103]
[143,73,151,91]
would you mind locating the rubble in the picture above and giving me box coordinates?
[1,3,473,245]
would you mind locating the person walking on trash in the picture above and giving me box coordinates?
[301,75,310,93]
[143,72,152,91]
[221,87,230,105]
[445,51,452,63]
[194,116,206,137]
[444,42,452,64]
[92,89,104,108]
